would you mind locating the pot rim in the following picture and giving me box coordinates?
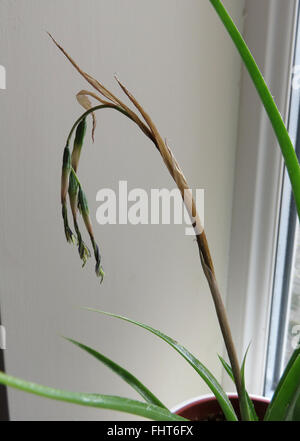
[171,392,270,414]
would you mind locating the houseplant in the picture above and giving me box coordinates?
[0,0,299,421]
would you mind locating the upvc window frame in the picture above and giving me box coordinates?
[223,0,299,395]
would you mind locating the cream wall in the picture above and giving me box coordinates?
[0,0,244,420]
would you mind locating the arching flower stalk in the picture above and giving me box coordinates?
[51,34,247,418]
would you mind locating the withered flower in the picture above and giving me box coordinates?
[71,118,87,172]
[61,145,76,244]
[68,172,91,267]
[78,186,104,282]
[61,145,71,204]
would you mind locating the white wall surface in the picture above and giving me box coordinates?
[0,0,244,420]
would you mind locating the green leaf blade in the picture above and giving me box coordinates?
[65,337,166,409]
[239,345,258,421]
[86,308,238,421]
[219,353,258,421]
[0,372,186,421]
[264,354,300,421]
[218,355,234,382]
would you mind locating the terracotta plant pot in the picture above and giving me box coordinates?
[172,394,270,421]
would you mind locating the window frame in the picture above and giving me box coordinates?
[264,6,300,394]
[223,0,299,395]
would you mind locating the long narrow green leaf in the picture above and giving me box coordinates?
[85,308,238,421]
[264,344,300,420]
[65,337,166,409]
[289,391,300,421]
[218,355,234,382]
[264,354,300,421]
[0,372,186,421]
[240,346,257,421]
[266,344,300,413]
[209,0,300,219]
[218,354,258,421]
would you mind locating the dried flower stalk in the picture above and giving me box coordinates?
[51,35,244,415]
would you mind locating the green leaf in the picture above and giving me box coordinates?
[85,308,238,421]
[218,355,234,382]
[65,337,167,409]
[264,344,300,420]
[219,353,258,421]
[0,371,186,421]
[78,187,89,216]
[267,344,300,405]
[209,0,300,220]
[264,353,300,421]
[245,393,259,421]
[239,345,258,421]
[290,392,300,421]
